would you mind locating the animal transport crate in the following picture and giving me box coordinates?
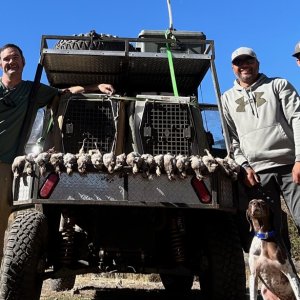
[61,96,118,154]
[133,96,204,156]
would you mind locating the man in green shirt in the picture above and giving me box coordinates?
[0,43,115,262]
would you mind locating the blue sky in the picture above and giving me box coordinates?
[1,0,299,100]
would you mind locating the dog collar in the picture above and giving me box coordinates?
[254,230,276,240]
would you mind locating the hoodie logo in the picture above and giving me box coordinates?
[235,97,246,112]
[254,92,266,107]
[235,92,267,112]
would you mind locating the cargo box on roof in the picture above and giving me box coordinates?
[136,30,206,54]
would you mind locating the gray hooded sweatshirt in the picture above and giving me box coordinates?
[222,73,300,172]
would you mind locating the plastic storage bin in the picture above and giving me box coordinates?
[136,30,206,54]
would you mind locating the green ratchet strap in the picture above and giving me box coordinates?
[165,30,179,97]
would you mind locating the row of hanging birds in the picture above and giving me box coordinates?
[12,144,240,181]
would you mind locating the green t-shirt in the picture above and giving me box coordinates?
[0,79,58,163]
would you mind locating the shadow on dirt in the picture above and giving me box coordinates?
[92,288,203,300]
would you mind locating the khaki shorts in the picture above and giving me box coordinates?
[0,163,13,261]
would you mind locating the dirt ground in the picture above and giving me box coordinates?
[40,273,201,300]
[41,254,300,300]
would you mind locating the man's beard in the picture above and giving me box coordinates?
[238,73,256,85]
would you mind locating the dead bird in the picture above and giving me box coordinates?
[11,155,26,177]
[23,152,39,176]
[75,138,91,175]
[34,151,51,176]
[89,144,104,171]
[141,153,156,179]
[126,152,143,175]
[202,149,218,173]
[103,152,116,174]
[114,153,126,172]
[154,154,164,177]
[215,153,240,180]
[163,153,176,181]
[175,154,190,179]
[50,152,64,174]
[63,152,77,175]
[190,155,206,180]
[76,152,91,175]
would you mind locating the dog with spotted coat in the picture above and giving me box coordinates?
[247,199,300,300]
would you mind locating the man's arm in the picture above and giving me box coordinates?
[222,94,260,187]
[64,83,115,95]
[221,94,248,165]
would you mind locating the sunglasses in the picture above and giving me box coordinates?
[233,57,256,67]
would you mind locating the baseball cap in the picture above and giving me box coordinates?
[231,47,257,63]
[292,41,300,57]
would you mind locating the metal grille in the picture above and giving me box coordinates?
[140,102,193,155]
[62,99,116,153]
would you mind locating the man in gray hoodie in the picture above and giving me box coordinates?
[222,47,300,248]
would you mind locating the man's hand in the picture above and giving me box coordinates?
[292,161,300,184]
[98,84,115,95]
[243,166,260,187]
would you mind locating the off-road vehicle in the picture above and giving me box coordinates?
[0,28,247,300]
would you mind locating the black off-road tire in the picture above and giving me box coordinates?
[160,273,194,292]
[0,209,48,300]
[199,212,246,300]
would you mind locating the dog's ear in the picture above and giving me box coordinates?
[246,209,253,232]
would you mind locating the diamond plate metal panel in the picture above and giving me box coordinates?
[48,74,122,88]
[43,52,125,87]
[14,172,217,207]
[129,55,207,74]
[39,173,125,201]
[127,175,208,204]
[128,56,209,94]
[44,52,124,72]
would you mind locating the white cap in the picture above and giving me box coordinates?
[231,47,257,62]
[292,41,300,57]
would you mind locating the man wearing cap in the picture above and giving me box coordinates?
[221,47,300,251]
[292,41,300,66]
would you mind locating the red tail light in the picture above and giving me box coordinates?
[191,177,212,204]
[39,172,60,199]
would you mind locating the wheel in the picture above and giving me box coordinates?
[199,212,246,300]
[160,273,194,292]
[0,209,48,300]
